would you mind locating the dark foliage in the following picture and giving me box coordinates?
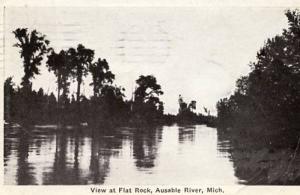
[4,77,57,124]
[177,95,216,126]
[216,9,300,148]
[13,28,50,88]
[131,75,164,124]
[5,28,215,128]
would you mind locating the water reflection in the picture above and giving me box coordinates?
[16,132,36,185]
[4,124,239,185]
[178,126,195,143]
[89,133,110,184]
[216,128,300,185]
[133,127,162,169]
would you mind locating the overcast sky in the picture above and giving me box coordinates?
[4,7,289,114]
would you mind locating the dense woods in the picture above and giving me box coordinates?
[4,28,214,127]
[214,10,300,184]
[216,10,300,149]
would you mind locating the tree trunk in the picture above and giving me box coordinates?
[22,57,31,90]
[93,87,97,98]
[21,59,32,126]
[77,77,81,102]
[57,73,61,126]
[57,74,61,105]
[92,76,97,97]
[76,76,81,123]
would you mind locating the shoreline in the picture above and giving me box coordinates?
[217,125,300,185]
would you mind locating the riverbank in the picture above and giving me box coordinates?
[4,113,217,132]
[217,126,300,185]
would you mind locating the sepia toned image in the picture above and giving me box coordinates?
[2,5,300,188]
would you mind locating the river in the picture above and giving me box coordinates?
[4,124,241,185]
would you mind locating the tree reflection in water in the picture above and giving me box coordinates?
[217,128,300,185]
[88,128,123,184]
[5,125,241,185]
[132,127,162,169]
[42,127,124,184]
[16,130,36,185]
[178,126,196,144]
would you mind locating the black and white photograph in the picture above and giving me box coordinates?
[1,1,300,193]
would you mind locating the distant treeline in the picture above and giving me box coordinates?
[216,10,300,148]
[177,95,216,126]
[4,28,213,127]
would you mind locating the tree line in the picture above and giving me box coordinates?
[4,28,167,127]
[177,95,216,126]
[216,9,300,148]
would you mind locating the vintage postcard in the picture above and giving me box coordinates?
[1,0,300,195]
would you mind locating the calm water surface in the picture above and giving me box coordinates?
[4,124,240,185]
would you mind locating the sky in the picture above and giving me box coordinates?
[3,7,289,114]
